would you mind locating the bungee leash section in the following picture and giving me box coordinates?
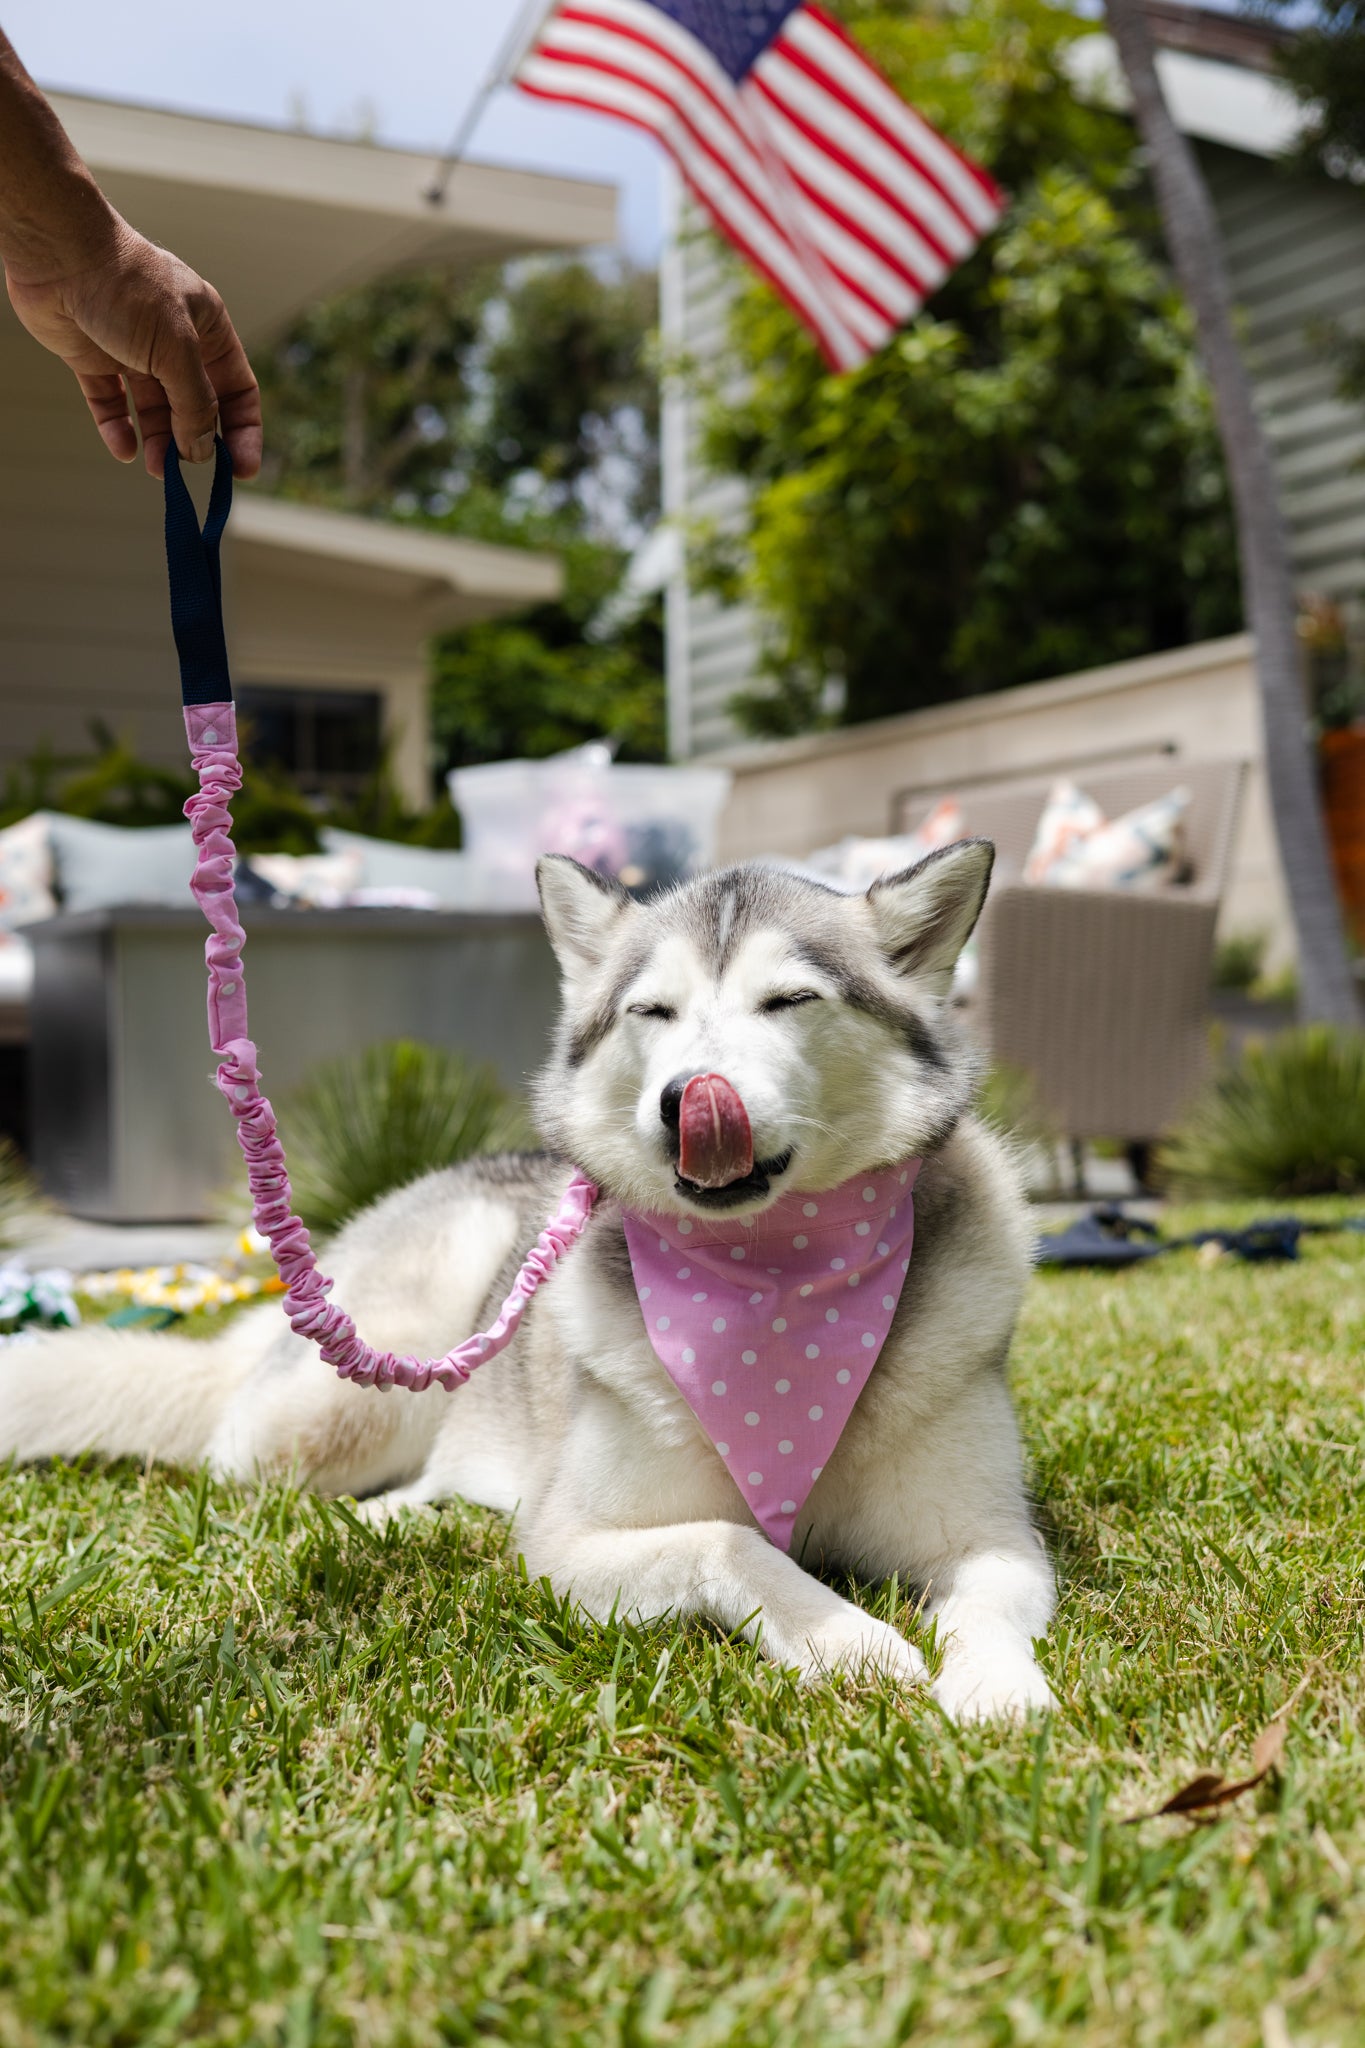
[164,439,599,1392]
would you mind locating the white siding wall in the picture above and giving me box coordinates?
[1203,142,1365,605]
[661,192,766,759]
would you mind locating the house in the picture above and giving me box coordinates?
[0,91,617,809]
[659,4,1365,962]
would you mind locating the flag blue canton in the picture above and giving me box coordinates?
[647,0,803,81]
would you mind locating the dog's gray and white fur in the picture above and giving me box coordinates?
[0,843,1055,1718]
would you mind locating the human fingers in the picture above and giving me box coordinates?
[73,365,139,462]
[120,368,169,475]
[138,301,221,476]
[198,294,262,480]
[4,270,140,462]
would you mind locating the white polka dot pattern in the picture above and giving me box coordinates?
[621,1157,920,1551]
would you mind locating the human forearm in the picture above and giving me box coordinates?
[0,27,261,476]
[0,31,117,280]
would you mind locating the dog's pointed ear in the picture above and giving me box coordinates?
[537,855,636,975]
[866,839,994,997]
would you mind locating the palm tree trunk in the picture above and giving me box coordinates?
[1106,0,1359,1025]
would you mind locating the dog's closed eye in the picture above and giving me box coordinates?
[626,1001,677,1022]
[760,991,822,1014]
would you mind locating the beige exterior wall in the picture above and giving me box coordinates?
[0,345,189,773]
[230,555,434,807]
[0,345,424,804]
[713,633,1296,966]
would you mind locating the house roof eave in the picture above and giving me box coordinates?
[229,491,563,627]
[1064,35,1305,162]
[45,89,619,344]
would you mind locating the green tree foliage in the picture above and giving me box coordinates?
[256,270,482,514]
[256,257,665,772]
[428,496,665,769]
[467,261,659,533]
[696,0,1241,737]
[257,256,658,532]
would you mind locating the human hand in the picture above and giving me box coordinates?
[5,213,262,479]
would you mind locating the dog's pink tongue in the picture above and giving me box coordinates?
[679,1073,754,1189]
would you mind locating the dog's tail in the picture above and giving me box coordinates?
[0,1320,254,1469]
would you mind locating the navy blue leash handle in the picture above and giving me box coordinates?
[164,436,235,707]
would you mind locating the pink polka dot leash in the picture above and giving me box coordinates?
[166,439,600,1395]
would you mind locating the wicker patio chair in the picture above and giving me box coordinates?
[898,758,1247,1164]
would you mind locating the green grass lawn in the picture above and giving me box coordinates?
[2,1198,1363,2047]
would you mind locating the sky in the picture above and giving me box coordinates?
[4,0,663,258]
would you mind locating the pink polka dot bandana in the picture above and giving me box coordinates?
[622,1159,921,1551]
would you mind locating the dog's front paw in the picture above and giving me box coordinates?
[351,1486,440,1529]
[798,1611,927,1691]
[933,1643,1055,1723]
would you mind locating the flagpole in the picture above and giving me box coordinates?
[424,0,558,207]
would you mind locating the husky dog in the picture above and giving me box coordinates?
[0,845,1055,1720]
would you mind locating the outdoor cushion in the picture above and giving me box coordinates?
[320,827,480,909]
[0,813,57,931]
[46,815,195,914]
[801,796,967,891]
[1025,782,1190,891]
[246,849,364,908]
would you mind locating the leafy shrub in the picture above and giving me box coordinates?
[278,1041,534,1237]
[0,727,193,831]
[1213,930,1267,993]
[0,1137,39,1249]
[1159,1028,1365,1198]
[1,729,467,855]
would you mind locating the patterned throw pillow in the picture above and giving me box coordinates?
[1022,782,1105,885]
[804,797,968,891]
[1025,782,1191,892]
[0,814,57,933]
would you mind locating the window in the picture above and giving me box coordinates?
[237,686,383,799]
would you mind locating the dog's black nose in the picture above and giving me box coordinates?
[660,1074,694,1130]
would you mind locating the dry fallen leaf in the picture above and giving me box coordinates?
[1126,1715,1288,1823]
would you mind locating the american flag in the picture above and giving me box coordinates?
[513,0,1004,372]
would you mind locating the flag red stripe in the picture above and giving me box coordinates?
[779,155,933,306]
[795,6,1005,220]
[515,77,859,369]
[749,61,972,266]
[745,76,954,287]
